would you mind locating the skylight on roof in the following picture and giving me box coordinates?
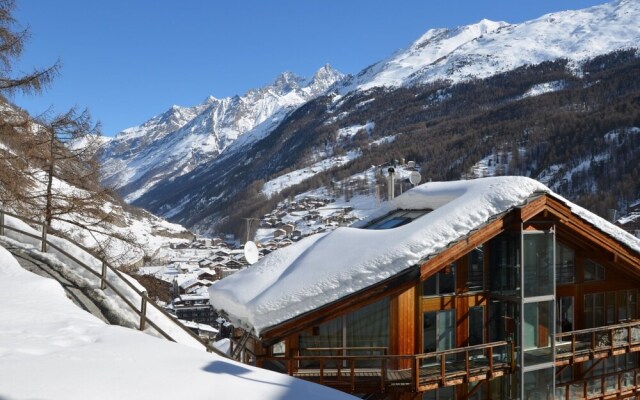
[364,209,431,230]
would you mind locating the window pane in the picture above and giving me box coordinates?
[437,309,455,351]
[556,243,575,285]
[423,275,437,296]
[469,306,484,346]
[467,247,484,292]
[557,296,574,333]
[439,264,456,295]
[423,311,437,353]
[523,233,554,298]
[585,294,594,329]
[607,292,616,324]
[585,259,605,281]
[523,301,554,366]
[618,291,629,322]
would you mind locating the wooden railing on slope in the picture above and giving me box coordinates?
[0,209,228,358]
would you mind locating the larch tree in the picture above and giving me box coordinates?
[0,0,59,211]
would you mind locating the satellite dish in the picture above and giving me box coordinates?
[409,171,422,186]
[244,241,259,265]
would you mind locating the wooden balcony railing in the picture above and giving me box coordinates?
[555,368,640,399]
[555,321,640,366]
[258,341,514,394]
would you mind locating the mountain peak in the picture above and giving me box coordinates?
[271,71,305,93]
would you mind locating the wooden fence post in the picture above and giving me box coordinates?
[41,224,47,252]
[0,210,4,236]
[100,261,107,290]
[139,296,147,331]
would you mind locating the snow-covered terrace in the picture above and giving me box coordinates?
[209,176,640,335]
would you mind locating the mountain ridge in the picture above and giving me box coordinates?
[99,65,344,202]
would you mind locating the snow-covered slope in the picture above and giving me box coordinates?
[0,244,357,400]
[341,0,639,92]
[100,65,344,202]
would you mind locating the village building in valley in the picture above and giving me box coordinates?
[209,176,640,400]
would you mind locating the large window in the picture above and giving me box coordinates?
[298,298,390,367]
[584,290,637,328]
[423,264,456,296]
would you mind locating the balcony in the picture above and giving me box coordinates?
[555,321,640,366]
[258,341,515,394]
[256,321,640,396]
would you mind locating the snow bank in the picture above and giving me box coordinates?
[0,244,356,400]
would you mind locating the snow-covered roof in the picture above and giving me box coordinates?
[209,177,640,335]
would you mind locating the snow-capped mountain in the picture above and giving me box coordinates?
[99,64,344,202]
[341,0,639,92]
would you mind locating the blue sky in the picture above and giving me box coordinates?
[12,0,607,136]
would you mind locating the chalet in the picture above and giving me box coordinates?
[172,294,217,326]
[273,228,287,238]
[224,259,244,269]
[210,177,640,400]
[282,223,295,235]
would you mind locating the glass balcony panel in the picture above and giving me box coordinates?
[523,301,554,366]
[523,233,554,298]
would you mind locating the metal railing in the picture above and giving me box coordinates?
[0,209,228,358]
[259,341,514,394]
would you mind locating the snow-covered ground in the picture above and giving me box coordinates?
[261,150,361,198]
[0,244,357,400]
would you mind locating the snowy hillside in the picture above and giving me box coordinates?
[340,0,639,92]
[0,244,356,400]
[100,65,344,202]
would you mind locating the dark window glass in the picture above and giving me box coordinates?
[556,242,575,285]
[469,306,484,346]
[364,209,430,230]
[584,259,605,281]
[467,247,483,291]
